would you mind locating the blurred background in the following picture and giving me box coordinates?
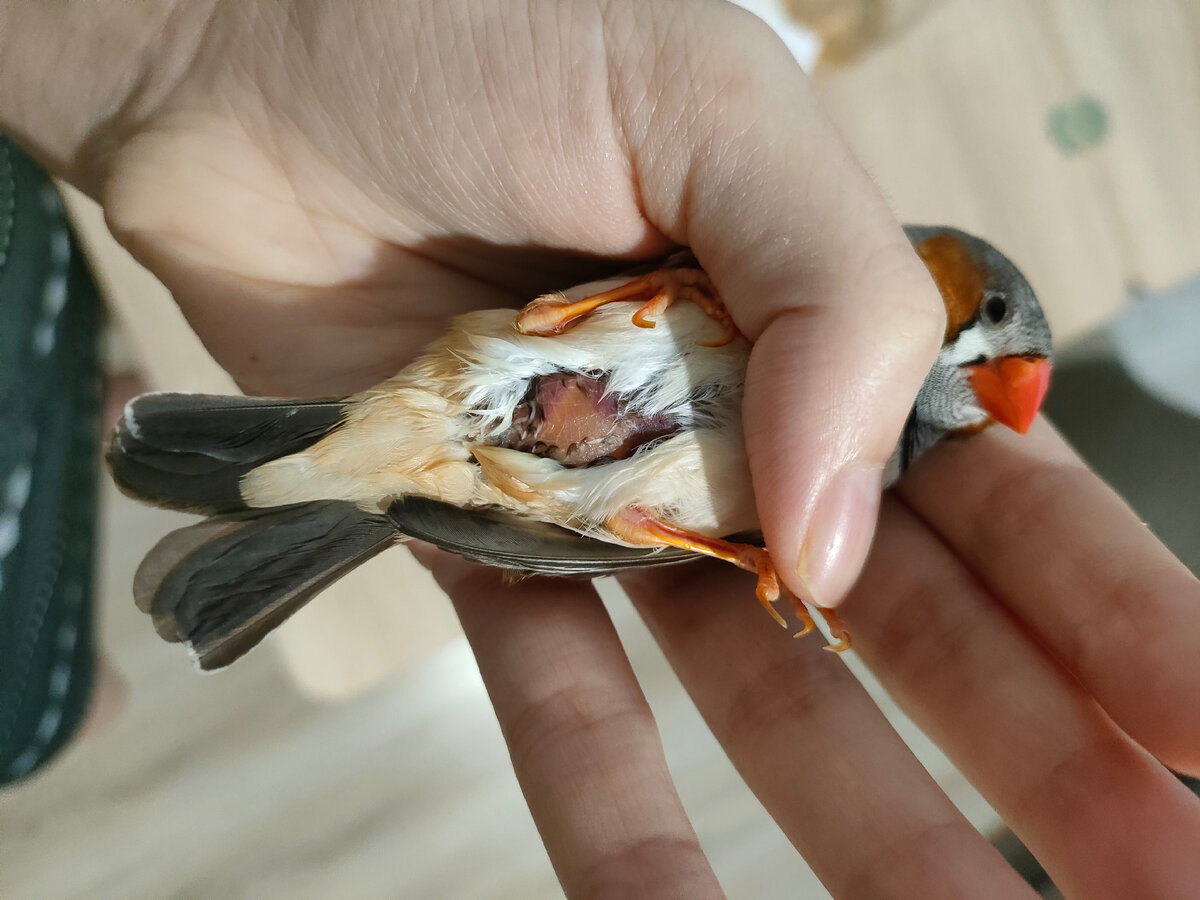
[3,1,1198,897]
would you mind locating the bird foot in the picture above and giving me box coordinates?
[813,603,852,653]
[606,507,785,627]
[786,602,852,650]
[516,267,739,346]
[604,507,853,648]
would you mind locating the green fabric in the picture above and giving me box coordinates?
[0,135,104,785]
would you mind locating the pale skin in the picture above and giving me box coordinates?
[2,1,1198,896]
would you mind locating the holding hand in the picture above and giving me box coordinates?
[4,2,1197,896]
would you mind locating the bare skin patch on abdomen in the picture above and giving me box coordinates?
[496,372,677,467]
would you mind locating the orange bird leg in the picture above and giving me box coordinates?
[515,268,739,347]
[606,507,786,628]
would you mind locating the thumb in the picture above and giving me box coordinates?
[611,8,946,607]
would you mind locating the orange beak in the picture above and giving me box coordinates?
[967,356,1052,434]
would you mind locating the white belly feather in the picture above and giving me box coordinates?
[241,298,758,540]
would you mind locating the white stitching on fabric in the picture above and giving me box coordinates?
[1,165,91,779]
[0,140,14,268]
[31,227,70,358]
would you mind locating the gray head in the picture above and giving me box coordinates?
[903,225,1053,436]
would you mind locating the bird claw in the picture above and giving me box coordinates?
[787,595,851,650]
[818,607,852,653]
[791,610,815,639]
[516,267,740,346]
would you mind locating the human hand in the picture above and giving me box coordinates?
[423,419,1200,898]
[3,0,944,606]
[4,1,1196,896]
[613,421,1200,897]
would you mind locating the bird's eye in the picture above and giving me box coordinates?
[983,294,1009,324]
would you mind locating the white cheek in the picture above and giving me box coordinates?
[942,327,992,366]
[939,328,997,427]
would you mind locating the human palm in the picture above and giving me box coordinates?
[100,3,701,397]
[49,1,1200,896]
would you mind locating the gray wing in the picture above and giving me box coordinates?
[386,497,698,576]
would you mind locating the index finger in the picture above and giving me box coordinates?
[417,549,722,898]
[896,418,1200,774]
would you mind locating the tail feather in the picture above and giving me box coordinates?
[107,393,345,513]
[135,500,399,670]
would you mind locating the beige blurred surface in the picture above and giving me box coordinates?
[807,0,1200,343]
[5,2,1198,895]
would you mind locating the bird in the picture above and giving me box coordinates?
[108,226,1053,670]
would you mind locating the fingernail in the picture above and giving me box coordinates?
[797,466,882,608]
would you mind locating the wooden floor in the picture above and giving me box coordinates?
[0,480,1001,900]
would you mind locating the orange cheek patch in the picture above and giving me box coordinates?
[916,234,984,340]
